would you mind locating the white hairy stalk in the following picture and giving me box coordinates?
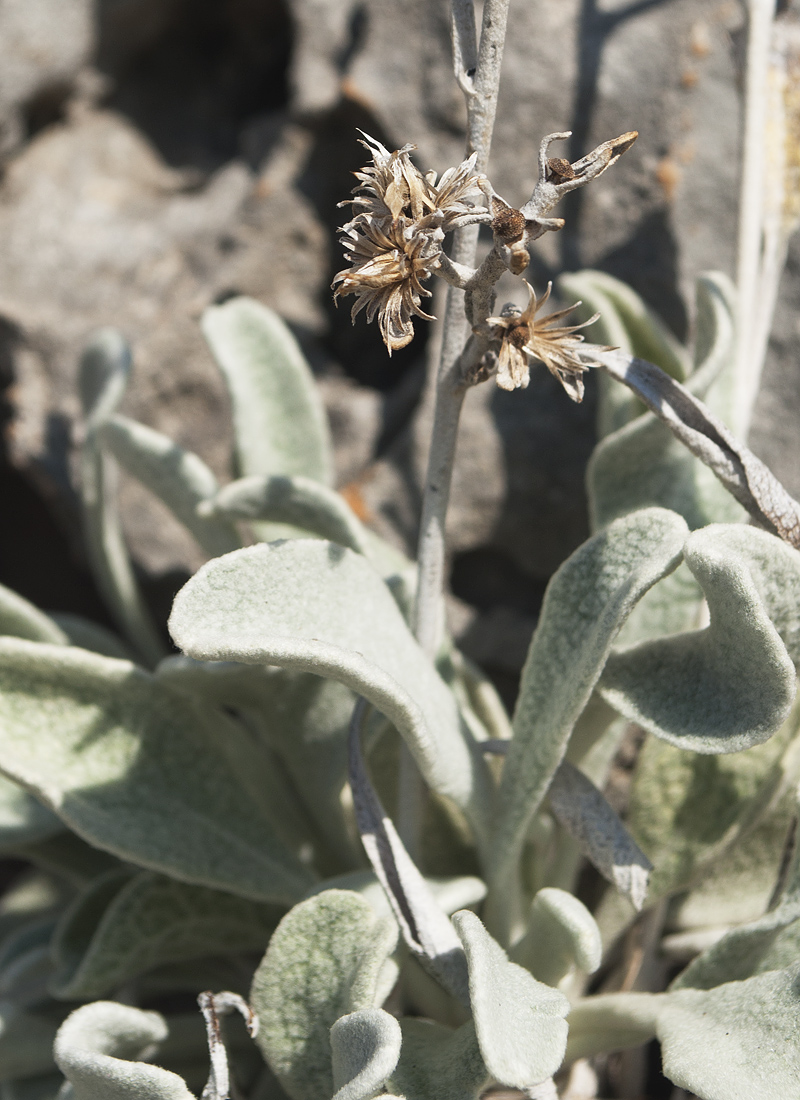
[400,0,511,856]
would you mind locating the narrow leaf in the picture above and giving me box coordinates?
[453,910,569,1089]
[330,1009,402,1100]
[0,638,315,904]
[78,329,164,667]
[169,541,493,847]
[201,297,333,485]
[348,701,470,1007]
[595,348,800,548]
[600,524,797,752]
[250,890,398,1100]
[204,475,371,557]
[54,1001,194,1100]
[98,415,240,558]
[490,508,688,891]
[548,762,651,910]
[0,584,67,646]
[511,887,602,987]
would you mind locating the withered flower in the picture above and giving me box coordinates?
[485,281,602,401]
[333,133,488,353]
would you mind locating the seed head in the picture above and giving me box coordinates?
[333,133,488,353]
[485,281,604,400]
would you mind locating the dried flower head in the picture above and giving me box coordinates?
[485,281,602,401]
[333,133,488,353]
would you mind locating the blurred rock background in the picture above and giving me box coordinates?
[0,0,797,702]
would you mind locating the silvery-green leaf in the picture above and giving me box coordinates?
[560,269,688,380]
[98,415,240,558]
[201,297,333,485]
[0,638,315,904]
[548,762,651,910]
[169,541,493,846]
[157,658,358,870]
[330,1010,402,1100]
[348,703,469,1007]
[54,1001,194,1100]
[305,871,485,923]
[452,910,569,1089]
[49,615,133,661]
[0,775,63,851]
[0,585,67,646]
[50,870,282,1000]
[671,832,800,990]
[78,329,164,667]
[511,887,602,987]
[588,273,742,537]
[0,1001,65,1079]
[600,525,797,752]
[490,508,688,896]
[0,1073,65,1100]
[556,272,641,436]
[250,890,398,1100]
[628,694,800,901]
[14,832,121,886]
[657,965,800,1100]
[204,476,371,557]
[564,991,662,1062]
[387,1018,488,1100]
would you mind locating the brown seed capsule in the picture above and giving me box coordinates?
[490,198,527,243]
[546,157,577,182]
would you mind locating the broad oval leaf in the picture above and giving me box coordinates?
[452,910,569,1089]
[0,638,315,904]
[169,541,493,847]
[201,297,333,485]
[330,1009,402,1100]
[98,415,240,558]
[250,890,398,1100]
[54,1001,194,1100]
[205,475,371,557]
[600,524,797,752]
[511,887,602,987]
[491,508,688,889]
[50,870,283,1000]
[658,965,800,1100]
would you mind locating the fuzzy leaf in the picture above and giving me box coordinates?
[628,693,800,901]
[387,1018,488,1100]
[565,992,662,1062]
[169,541,493,846]
[330,1010,402,1100]
[78,329,164,667]
[204,475,371,557]
[14,832,121,887]
[50,869,283,999]
[98,415,240,558]
[452,910,569,1089]
[157,658,359,869]
[0,585,67,646]
[511,887,602,987]
[50,614,133,660]
[54,1001,194,1100]
[202,297,333,485]
[548,762,651,909]
[251,890,398,1100]
[491,508,688,888]
[0,638,315,904]
[600,525,797,752]
[0,775,63,852]
[658,966,800,1100]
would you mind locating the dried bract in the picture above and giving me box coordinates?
[333,133,489,353]
[485,281,602,400]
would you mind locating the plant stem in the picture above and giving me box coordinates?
[734,0,777,437]
[399,0,511,858]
